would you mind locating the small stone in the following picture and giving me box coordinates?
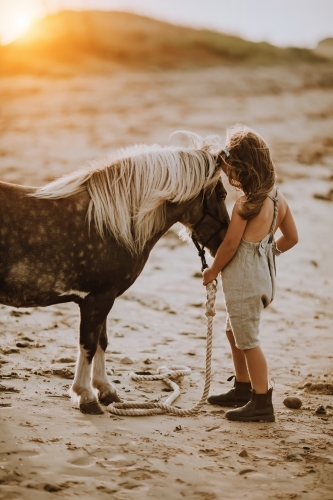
[15,341,29,348]
[283,396,302,409]
[315,405,327,414]
[286,454,303,462]
[44,484,63,492]
[239,468,255,475]
[239,449,248,457]
[120,357,134,365]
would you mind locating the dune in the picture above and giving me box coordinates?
[315,38,333,60]
[0,10,327,75]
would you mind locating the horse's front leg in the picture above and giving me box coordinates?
[91,320,121,406]
[70,295,114,414]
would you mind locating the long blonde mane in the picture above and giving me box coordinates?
[34,131,223,254]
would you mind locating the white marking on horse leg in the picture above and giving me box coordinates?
[92,345,119,404]
[70,346,97,406]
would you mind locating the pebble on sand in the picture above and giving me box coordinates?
[120,356,135,365]
[15,341,30,348]
[315,404,327,414]
[239,449,248,457]
[283,396,302,409]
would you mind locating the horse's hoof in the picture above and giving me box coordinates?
[99,392,122,406]
[80,401,104,414]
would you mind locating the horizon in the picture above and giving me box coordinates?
[0,0,333,48]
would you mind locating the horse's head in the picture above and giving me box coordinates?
[181,177,230,263]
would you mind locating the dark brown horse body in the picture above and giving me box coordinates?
[0,140,229,414]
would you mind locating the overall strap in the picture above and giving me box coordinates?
[268,187,279,243]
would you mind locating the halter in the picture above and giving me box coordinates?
[191,196,228,271]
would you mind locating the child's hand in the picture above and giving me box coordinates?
[202,267,218,286]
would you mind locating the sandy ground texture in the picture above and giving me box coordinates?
[0,64,333,499]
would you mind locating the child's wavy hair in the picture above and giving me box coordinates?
[220,125,276,220]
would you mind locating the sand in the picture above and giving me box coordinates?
[0,64,333,499]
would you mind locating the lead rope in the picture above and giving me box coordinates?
[107,279,217,416]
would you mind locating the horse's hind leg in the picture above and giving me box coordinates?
[92,320,121,406]
[71,294,114,415]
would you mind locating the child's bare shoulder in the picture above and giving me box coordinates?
[277,188,288,209]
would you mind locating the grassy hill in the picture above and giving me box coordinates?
[0,10,327,75]
[315,38,333,59]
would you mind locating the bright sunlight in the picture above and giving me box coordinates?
[0,0,44,45]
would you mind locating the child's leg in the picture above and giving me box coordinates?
[207,329,252,407]
[226,330,250,383]
[243,346,268,394]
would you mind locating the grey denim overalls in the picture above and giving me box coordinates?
[221,188,280,350]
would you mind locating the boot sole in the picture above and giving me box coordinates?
[226,414,275,422]
[207,401,250,407]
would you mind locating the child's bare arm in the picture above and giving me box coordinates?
[276,200,298,252]
[202,200,247,285]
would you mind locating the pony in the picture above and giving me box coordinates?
[0,131,229,414]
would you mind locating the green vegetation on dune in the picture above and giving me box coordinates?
[0,10,328,75]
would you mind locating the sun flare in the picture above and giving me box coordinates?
[0,0,44,45]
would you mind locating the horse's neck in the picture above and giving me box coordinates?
[145,200,188,251]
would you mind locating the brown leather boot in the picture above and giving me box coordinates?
[207,375,252,407]
[225,388,275,422]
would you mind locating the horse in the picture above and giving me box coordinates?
[0,131,229,414]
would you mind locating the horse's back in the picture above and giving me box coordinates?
[0,182,91,307]
[0,180,35,205]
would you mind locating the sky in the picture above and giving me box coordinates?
[0,0,333,47]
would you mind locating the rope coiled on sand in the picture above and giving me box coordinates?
[107,280,217,416]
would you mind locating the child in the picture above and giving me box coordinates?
[202,125,298,422]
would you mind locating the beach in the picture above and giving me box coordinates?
[0,63,333,499]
